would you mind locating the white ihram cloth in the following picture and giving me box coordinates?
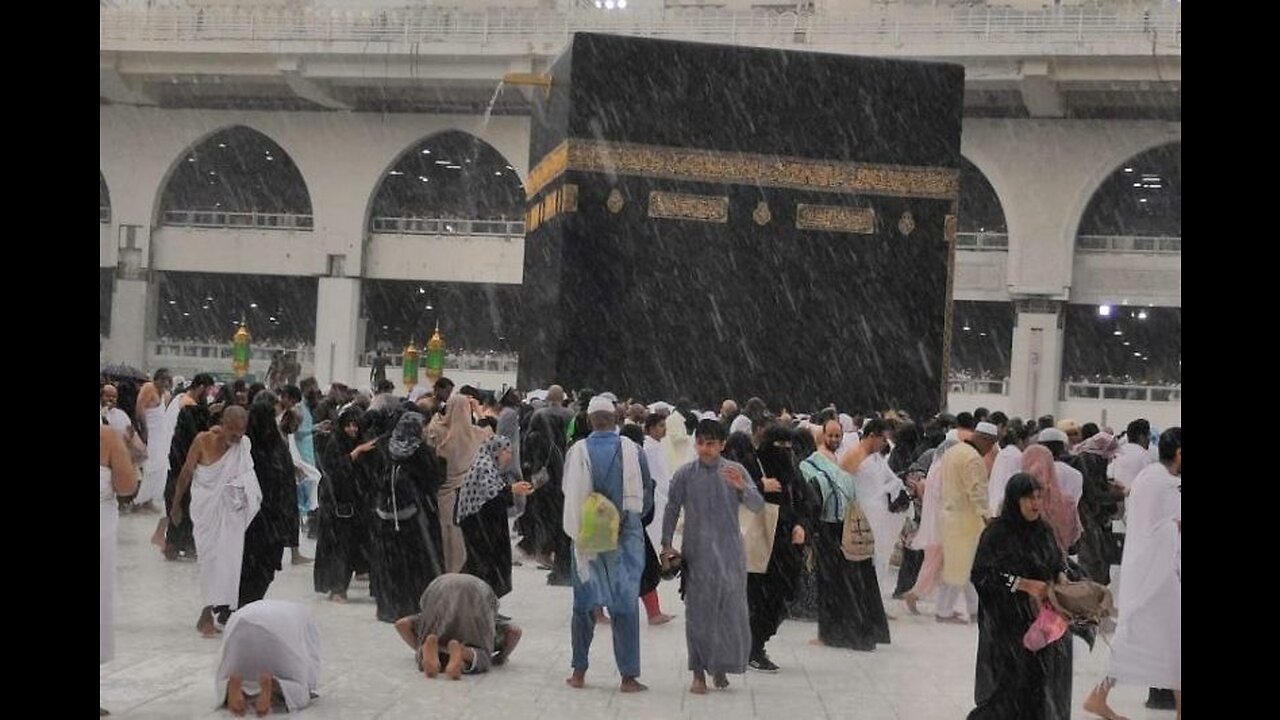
[846,451,908,586]
[215,600,321,712]
[137,397,179,504]
[101,465,118,663]
[191,438,262,607]
[1108,462,1181,689]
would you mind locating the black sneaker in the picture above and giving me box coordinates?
[1145,688,1177,710]
[749,654,779,673]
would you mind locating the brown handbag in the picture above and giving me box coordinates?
[841,499,876,562]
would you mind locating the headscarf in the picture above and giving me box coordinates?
[456,435,512,522]
[437,397,490,475]
[1021,444,1080,552]
[389,412,425,461]
[1074,431,1118,460]
[333,405,364,453]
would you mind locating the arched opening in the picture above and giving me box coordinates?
[159,126,313,230]
[1077,142,1181,253]
[368,130,524,234]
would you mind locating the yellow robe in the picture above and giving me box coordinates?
[939,441,990,586]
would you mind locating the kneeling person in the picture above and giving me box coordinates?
[216,600,321,717]
[394,573,523,680]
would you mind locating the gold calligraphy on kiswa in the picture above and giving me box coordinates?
[525,139,958,200]
[647,191,729,224]
[795,204,876,234]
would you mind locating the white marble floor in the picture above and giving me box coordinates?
[101,511,1173,719]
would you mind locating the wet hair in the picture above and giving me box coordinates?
[433,377,455,391]
[191,373,215,389]
[694,418,728,443]
[1000,473,1040,522]
[1125,419,1151,443]
[862,417,889,437]
[247,383,266,404]
[1000,418,1031,448]
[1040,441,1067,460]
[723,432,755,464]
[619,424,645,446]
[281,385,303,403]
[1158,427,1181,463]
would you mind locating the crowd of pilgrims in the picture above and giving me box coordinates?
[100,369,1180,719]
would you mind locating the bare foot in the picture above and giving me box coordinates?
[354,573,370,582]
[421,635,440,678]
[690,673,708,695]
[903,591,920,615]
[593,608,610,625]
[566,670,586,689]
[620,677,648,693]
[197,608,218,638]
[648,613,676,626]
[445,640,465,680]
[291,552,313,565]
[494,625,522,665]
[254,673,273,717]
[808,637,825,646]
[1083,688,1129,720]
[151,521,167,549]
[713,673,729,689]
[328,592,348,603]
[226,673,247,716]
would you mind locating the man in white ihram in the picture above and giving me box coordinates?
[170,406,262,638]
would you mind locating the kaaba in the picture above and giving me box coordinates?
[517,33,964,419]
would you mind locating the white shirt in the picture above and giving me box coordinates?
[1111,442,1155,488]
[101,407,132,438]
[988,444,1023,515]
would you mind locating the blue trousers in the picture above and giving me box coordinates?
[571,607,641,678]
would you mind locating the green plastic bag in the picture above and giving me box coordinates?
[577,492,621,554]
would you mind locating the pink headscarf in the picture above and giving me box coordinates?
[1074,431,1119,460]
[1021,444,1081,553]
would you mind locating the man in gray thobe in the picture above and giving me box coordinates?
[662,418,764,694]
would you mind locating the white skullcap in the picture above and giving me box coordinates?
[587,396,616,415]
[975,422,999,437]
[1037,428,1069,444]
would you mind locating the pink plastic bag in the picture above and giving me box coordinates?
[1022,604,1068,652]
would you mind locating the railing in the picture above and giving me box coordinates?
[370,217,525,238]
[1076,235,1180,254]
[152,341,316,366]
[100,6,1182,56]
[955,232,1008,251]
[948,377,1009,395]
[362,350,519,374]
[100,206,111,223]
[1064,381,1181,402]
[161,210,314,230]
